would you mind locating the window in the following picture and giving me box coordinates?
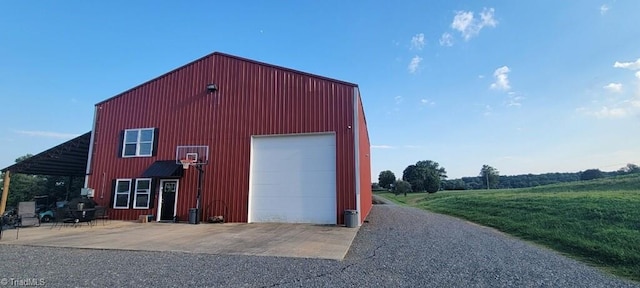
[113,179,132,209]
[122,128,155,157]
[133,179,152,209]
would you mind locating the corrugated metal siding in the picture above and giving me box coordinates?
[357,92,372,222]
[88,53,357,223]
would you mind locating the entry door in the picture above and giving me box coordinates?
[159,180,178,221]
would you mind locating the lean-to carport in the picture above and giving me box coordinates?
[0,132,91,214]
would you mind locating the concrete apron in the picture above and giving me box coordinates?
[0,221,359,261]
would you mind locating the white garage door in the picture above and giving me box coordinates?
[249,133,337,224]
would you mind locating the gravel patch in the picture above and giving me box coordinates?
[0,205,637,287]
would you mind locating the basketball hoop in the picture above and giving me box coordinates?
[180,159,195,170]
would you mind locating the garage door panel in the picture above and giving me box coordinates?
[250,197,336,223]
[251,195,335,208]
[251,171,293,185]
[249,134,337,224]
[251,171,335,185]
[251,171,335,196]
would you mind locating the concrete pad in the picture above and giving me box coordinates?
[0,221,359,260]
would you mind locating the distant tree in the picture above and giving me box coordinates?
[618,163,640,175]
[394,180,412,196]
[442,179,466,190]
[378,170,396,189]
[371,182,381,190]
[457,171,582,190]
[402,165,423,192]
[580,169,604,181]
[402,160,447,193]
[2,155,47,207]
[480,165,500,189]
[461,176,483,190]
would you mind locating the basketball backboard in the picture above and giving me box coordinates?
[176,146,209,166]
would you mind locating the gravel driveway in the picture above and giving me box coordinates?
[0,204,637,287]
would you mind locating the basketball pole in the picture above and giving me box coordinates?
[195,165,203,224]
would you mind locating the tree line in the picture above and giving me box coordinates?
[377,160,449,195]
[376,161,640,193]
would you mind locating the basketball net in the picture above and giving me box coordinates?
[180,159,195,170]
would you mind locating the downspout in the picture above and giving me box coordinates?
[84,105,99,188]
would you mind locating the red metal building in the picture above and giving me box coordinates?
[85,52,371,225]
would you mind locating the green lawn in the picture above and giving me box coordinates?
[377,174,640,281]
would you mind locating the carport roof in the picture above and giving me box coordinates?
[1,132,91,176]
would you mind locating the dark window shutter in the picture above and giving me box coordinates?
[110,180,116,208]
[118,130,125,158]
[152,128,159,156]
[149,179,157,209]
[129,179,136,209]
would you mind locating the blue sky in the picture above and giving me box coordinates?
[1,1,639,179]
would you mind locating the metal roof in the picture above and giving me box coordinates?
[1,132,91,176]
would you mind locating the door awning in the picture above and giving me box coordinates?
[141,161,184,178]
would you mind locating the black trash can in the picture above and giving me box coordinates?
[344,210,358,228]
[189,208,198,224]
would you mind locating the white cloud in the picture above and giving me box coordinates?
[371,145,395,149]
[478,75,485,79]
[15,130,80,139]
[410,33,425,50]
[603,82,623,93]
[630,98,640,108]
[420,99,435,106]
[451,7,497,40]
[613,58,640,70]
[408,56,423,73]
[452,11,474,36]
[439,33,453,47]
[404,145,422,149]
[394,95,403,104]
[507,93,524,107]
[600,4,609,15]
[594,107,628,118]
[490,66,511,91]
[480,8,498,27]
[585,59,640,118]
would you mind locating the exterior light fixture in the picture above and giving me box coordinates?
[206,84,218,92]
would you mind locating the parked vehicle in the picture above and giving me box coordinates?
[36,200,69,223]
[38,209,55,222]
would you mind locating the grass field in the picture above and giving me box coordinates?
[378,174,640,281]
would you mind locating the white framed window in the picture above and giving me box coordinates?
[133,178,152,209]
[113,179,132,209]
[122,128,155,157]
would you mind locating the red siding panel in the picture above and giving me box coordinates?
[88,53,358,224]
[357,92,372,222]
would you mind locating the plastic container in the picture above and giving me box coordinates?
[344,210,358,228]
[189,208,198,224]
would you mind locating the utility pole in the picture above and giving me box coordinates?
[486,171,490,190]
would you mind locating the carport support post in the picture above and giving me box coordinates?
[0,171,10,214]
